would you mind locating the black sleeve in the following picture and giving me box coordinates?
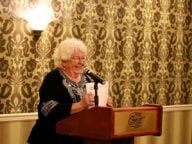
[38,70,73,123]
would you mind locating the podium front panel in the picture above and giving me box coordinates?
[112,105,162,137]
[56,105,162,140]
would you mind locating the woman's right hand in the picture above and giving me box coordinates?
[71,92,95,114]
[80,92,95,108]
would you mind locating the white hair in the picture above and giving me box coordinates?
[53,38,87,68]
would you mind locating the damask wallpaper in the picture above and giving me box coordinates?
[0,0,192,113]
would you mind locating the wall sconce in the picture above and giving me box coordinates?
[33,30,42,41]
[16,0,54,40]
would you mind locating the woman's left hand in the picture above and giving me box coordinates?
[106,96,113,107]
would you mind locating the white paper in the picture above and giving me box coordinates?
[86,81,109,107]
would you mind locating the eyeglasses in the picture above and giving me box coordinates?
[71,56,86,61]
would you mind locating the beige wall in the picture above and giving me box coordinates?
[0,113,36,144]
[0,121,35,144]
[0,105,191,144]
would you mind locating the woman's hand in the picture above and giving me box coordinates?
[81,92,95,108]
[106,96,113,107]
[71,92,95,114]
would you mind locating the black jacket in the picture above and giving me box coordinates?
[28,69,85,144]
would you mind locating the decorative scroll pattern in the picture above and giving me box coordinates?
[0,0,192,113]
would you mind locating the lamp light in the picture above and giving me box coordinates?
[16,0,54,39]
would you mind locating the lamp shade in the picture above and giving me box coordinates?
[16,0,54,31]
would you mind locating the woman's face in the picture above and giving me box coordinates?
[62,50,86,76]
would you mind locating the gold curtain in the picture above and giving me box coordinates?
[0,0,192,113]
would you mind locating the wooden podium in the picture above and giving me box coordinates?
[56,105,162,144]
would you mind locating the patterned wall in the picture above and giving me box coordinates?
[0,0,192,113]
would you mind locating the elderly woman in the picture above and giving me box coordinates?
[28,38,112,144]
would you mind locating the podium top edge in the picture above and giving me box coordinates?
[91,105,162,112]
[112,105,162,111]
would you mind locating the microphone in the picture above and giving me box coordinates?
[84,69,106,85]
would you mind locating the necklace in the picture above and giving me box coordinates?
[58,69,86,102]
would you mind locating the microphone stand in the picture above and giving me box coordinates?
[94,81,99,106]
